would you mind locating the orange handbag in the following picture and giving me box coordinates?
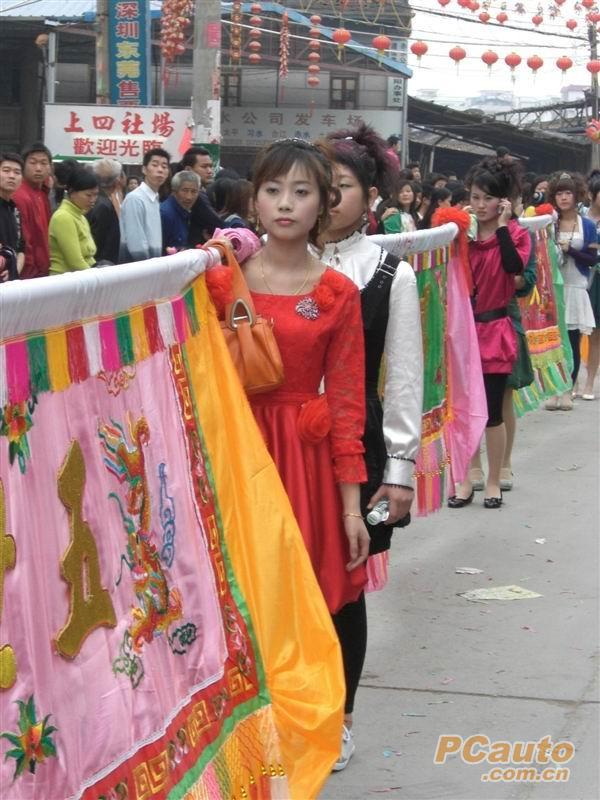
[205,240,284,395]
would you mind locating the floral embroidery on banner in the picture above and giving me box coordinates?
[0,696,58,780]
[0,397,37,474]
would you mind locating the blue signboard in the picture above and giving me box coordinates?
[109,0,151,106]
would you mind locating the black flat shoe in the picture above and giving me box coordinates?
[483,495,503,509]
[447,490,475,508]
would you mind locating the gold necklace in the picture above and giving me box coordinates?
[260,251,312,296]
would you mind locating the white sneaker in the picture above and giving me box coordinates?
[332,725,355,772]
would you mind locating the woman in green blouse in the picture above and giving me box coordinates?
[49,165,98,274]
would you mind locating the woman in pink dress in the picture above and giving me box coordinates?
[448,158,531,508]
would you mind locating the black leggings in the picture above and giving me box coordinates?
[568,329,581,384]
[332,593,367,715]
[483,373,508,428]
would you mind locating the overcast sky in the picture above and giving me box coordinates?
[405,0,593,99]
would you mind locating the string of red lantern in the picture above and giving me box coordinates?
[279,11,289,80]
[230,1,242,63]
[308,15,321,87]
[527,54,544,76]
[247,2,263,65]
[160,0,193,70]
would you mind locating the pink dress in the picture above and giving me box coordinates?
[469,220,531,373]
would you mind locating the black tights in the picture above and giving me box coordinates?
[331,593,367,715]
[569,329,581,384]
[483,373,508,427]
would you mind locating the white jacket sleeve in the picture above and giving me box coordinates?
[382,261,423,487]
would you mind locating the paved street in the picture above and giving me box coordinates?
[322,384,599,800]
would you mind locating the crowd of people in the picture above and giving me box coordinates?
[0,143,256,279]
[1,130,598,773]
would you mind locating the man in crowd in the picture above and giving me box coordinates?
[13,142,52,278]
[0,152,25,281]
[120,148,170,262]
[179,146,224,246]
[181,146,214,189]
[160,170,200,252]
[88,158,123,265]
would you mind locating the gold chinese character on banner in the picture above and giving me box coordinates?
[0,479,17,689]
[116,60,141,79]
[116,41,140,60]
[55,441,116,658]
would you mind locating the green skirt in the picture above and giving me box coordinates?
[508,330,534,390]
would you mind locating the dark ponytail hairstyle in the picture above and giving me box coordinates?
[466,156,522,201]
[324,122,399,201]
[62,161,98,193]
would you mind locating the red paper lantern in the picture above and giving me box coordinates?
[479,11,490,23]
[248,40,261,52]
[587,59,600,75]
[582,0,594,8]
[308,51,320,63]
[527,55,544,75]
[449,45,466,73]
[566,19,577,31]
[249,15,261,26]
[373,34,391,56]
[310,15,321,25]
[556,55,573,74]
[496,12,508,24]
[457,0,469,7]
[410,40,428,63]
[308,76,320,87]
[469,2,480,11]
[532,15,543,27]
[481,49,498,73]
[437,0,451,7]
[309,27,320,38]
[248,52,261,64]
[555,0,566,5]
[308,63,320,74]
[249,27,261,39]
[589,12,600,23]
[505,52,521,72]
[250,2,262,12]
[309,38,320,50]
[332,28,351,47]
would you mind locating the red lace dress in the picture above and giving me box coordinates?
[249,269,368,613]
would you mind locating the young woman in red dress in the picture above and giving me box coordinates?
[240,140,370,620]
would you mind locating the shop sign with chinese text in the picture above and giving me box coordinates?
[44,104,192,165]
[109,0,151,105]
[220,107,404,148]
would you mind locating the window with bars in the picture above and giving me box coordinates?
[330,76,358,109]
[222,72,241,107]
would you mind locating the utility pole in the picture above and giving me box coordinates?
[96,0,110,104]
[192,0,221,161]
[589,22,599,170]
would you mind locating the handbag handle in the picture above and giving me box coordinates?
[204,239,257,322]
[228,298,256,330]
